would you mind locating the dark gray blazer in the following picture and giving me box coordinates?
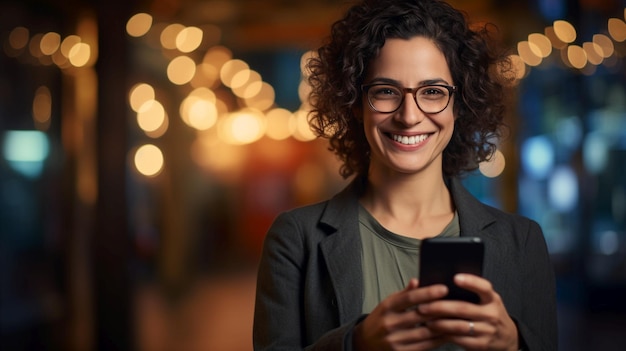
[253,177,557,350]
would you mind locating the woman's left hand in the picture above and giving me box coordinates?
[417,274,519,351]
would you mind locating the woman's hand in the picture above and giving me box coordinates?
[353,278,449,351]
[417,274,519,351]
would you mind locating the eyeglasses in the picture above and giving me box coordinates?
[361,83,457,114]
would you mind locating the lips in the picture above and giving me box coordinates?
[390,133,430,145]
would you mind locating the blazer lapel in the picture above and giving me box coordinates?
[319,179,365,323]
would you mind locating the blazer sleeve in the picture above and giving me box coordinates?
[515,219,558,350]
[253,211,360,351]
[253,211,308,350]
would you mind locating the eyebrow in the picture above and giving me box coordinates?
[365,77,452,86]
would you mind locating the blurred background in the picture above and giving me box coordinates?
[0,0,624,350]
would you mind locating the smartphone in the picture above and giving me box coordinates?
[419,237,484,303]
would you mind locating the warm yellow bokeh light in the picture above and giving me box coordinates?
[8,27,29,50]
[517,41,542,66]
[40,32,61,55]
[127,13,153,37]
[265,108,296,140]
[220,59,249,88]
[134,144,164,177]
[129,83,156,112]
[203,45,232,69]
[189,86,217,101]
[567,45,587,69]
[188,99,218,130]
[243,82,275,111]
[300,50,317,77]
[293,109,317,141]
[593,34,614,58]
[583,42,603,65]
[508,54,527,81]
[232,70,261,98]
[608,18,626,42]
[229,69,252,90]
[479,149,506,178]
[180,88,221,130]
[553,20,577,43]
[160,23,185,50]
[137,100,167,135]
[176,26,203,53]
[218,109,265,145]
[298,79,312,103]
[167,56,196,85]
[528,33,552,58]
[60,35,81,58]
[68,42,91,67]
[191,135,246,179]
[544,26,567,49]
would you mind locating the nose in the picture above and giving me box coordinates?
[393,92,425,126]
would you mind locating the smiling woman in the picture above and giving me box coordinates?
[253,0,557,350]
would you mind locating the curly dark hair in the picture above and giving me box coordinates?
[307,0,512,179]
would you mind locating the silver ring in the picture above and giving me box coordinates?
[468,321,475,336]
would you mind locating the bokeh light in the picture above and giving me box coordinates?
[548,166,578,212]
[127,13,153,37]
[176,26,203,53]
[134,144,164,177]
[129,83,156,112]
[521,135,555,180]
[167,56,196,85]
[479,149,506,178]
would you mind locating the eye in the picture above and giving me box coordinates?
[419,86,448,100]
[371,85,400,99]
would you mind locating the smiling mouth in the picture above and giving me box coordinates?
[389,133,431,145]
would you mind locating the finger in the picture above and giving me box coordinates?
[454,274,494,303]
[427,318,485,337]
[387,326,447,350]
[417,297,487,323]
[387,284,448,312]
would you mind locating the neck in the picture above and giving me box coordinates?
[361,166,452,219]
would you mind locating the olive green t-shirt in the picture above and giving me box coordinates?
[358,205,460,314]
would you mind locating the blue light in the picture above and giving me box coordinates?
[548,166,578,213]
[583,131,609,174]
[538,0,565,22]
[521,135,555,180]
[2,130,50,179]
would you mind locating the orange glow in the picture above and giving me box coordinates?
[553,20,577,43]
[33,86,52,130]
[127,13,153,37]
[8,27,29,50]
[167,56,196,85]
[176,26,203,53]
[129,83,156,112]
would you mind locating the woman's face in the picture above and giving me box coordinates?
[361,36,455,178]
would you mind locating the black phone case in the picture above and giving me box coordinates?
[419,237,484,303]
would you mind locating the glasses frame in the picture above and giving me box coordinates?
[361,83,457,114]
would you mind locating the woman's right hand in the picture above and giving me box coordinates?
[353,278,449,351]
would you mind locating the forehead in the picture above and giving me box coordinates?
[366,36,452,84]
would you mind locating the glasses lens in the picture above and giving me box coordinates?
[416,86,451,113]
[366,84,452,113]
[367,85,402,113]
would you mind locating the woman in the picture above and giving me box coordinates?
[253,0,557,350]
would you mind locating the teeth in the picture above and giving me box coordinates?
[392,134,428,145]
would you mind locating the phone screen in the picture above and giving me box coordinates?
[418,237,484,303]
